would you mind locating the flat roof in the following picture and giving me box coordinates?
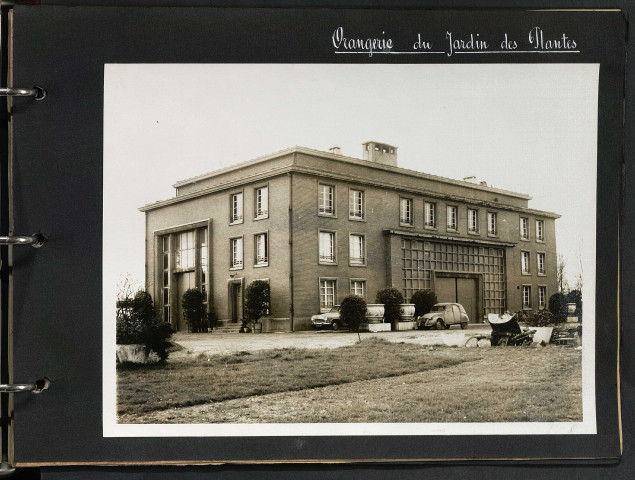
[172,145,532,201]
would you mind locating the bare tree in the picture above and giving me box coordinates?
[117,272,142,302]
[557,254,569,293]
[574,249,583,292]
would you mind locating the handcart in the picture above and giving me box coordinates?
[465,312,536,347]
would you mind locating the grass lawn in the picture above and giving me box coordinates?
[117,338,582,424]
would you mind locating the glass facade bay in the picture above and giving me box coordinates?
[401,238,506,316]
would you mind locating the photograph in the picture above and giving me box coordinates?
[102,63,596,437]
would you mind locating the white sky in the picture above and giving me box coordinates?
[104,63,597,304]
[103,63,599,437]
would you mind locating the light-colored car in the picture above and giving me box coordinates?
[417,303,469,330]
[311,306,347,330]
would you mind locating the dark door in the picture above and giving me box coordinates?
[435,277,457,304]
[177,271,195,331]
[435,276,479,323]
[457,278,478,322]
[230,283,243,323]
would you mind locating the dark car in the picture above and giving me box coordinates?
[417,303,469,330]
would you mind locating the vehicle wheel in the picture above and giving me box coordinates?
[460,322,467,329]
[435,319,444,330]
[465,336,479,347]
[331,320,340,331]
[496,336,509,346]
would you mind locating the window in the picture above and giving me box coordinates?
[320,279,336,310]
[349,234,365,265]
[521,250,530,274]
[161,236,170,322]
[349,189,364,219]
[424,202,436,228]
[536,220,545,242]
[537,252,545,275]
[255,232,268,266]
[255,186,268,219]
[538,286,547,309]
[487,212,497,235]
[230,237,243,269]
[520,217,529,240]
[319,231,336,263]
[175,231,195,269]
[400,198,413,226]
[230,192,243,223]
[447,205,457,231]
[318,184,334,216]
[200,229,208,297]
[468,209,478,233]
[350,280,366,297]
[522,285,531,309]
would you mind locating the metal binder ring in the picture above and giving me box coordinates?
[0,378,50,394]
[0,85,46,100]
[0,233,46,248]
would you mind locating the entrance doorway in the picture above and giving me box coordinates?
[228,280,243,323]
[435,275,480,322]
[176,271,196,331]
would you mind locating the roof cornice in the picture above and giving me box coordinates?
[172,145,532,201]
[140,163,561,219]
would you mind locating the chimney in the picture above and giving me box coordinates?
[362,141,398,167]
[329,146,342,155]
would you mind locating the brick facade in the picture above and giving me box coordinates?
[140,144,559,331]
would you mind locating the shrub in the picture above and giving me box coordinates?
[527,309,554,327]
[182,289,208,333]
[116,290,155,344]
[376,287,404,327]
[144,322,174,362]
[566,289,582,319]
[244,280,270,322]
[548,292,568,323]
[207,310,220,330]
[116,289,173,362]
[410,289,438,317]
[340,295,367,337]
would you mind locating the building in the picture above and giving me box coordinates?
[139,142,560,332]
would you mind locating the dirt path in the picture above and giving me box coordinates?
[170,328,490,359]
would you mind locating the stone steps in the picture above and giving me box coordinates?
[212,324,241,334]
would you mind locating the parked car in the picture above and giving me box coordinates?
[416,303,469,330]
[311,305,347,330]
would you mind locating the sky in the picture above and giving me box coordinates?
[103,63,598,307]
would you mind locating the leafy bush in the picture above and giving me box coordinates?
[182,289,208,333]
[116,290,155,344]
[340,295,367,335]
[566,289,582,319]
[410,289,438,317]
[244,280,270,322]
[116,289,173,362]
[548,292,568,323]
[526,309,554,327]
[376,287,404,327]
[144,322,174,362]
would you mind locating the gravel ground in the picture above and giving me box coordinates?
[171,326,492,358]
